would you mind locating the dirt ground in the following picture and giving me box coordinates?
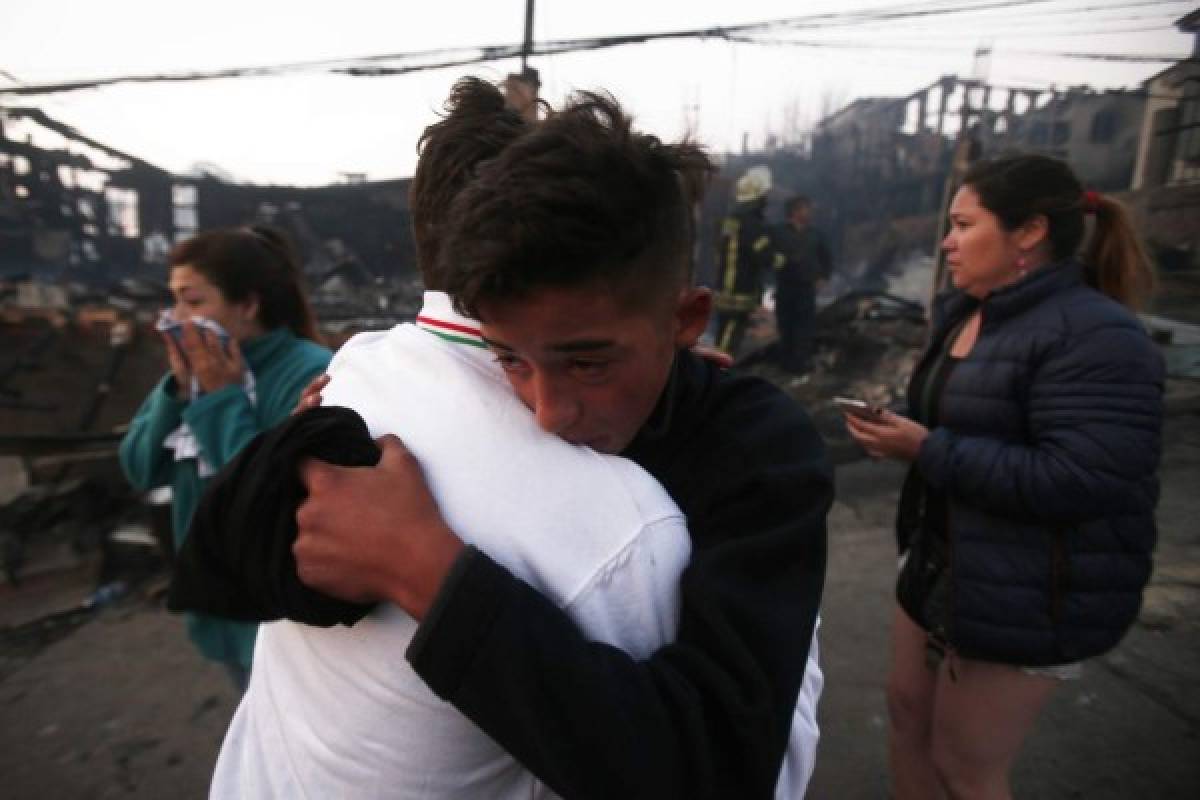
[1,408,1198,799]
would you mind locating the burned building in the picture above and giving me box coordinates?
[185,176,416,283]
[808,87,953,257]
[1133,10,1200,190]
[0,107,419,287]
[716,75,1148,278]
[812,76,1147,222]
[987,87,1146,191]
[0,107,175,280]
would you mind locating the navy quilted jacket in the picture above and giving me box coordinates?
[898,260,1164,666]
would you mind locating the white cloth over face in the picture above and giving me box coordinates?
[211,292,693,799]
[158,315,256,479]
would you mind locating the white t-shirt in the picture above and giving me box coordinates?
[211,291,822,799]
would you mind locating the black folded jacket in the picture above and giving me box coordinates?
[167,406,379,627]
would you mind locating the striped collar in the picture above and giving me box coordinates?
[415,291,487,349]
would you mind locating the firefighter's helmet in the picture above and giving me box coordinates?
[735,166,772,204]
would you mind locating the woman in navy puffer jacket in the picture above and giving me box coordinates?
[845,153,1163,800]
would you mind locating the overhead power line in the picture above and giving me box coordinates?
[0,0,1187,97]
[0,0,1074,95]
[842,23,1178,42]
[732,34,1188,63]
[799,4,1190,35]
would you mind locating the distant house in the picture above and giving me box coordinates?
[1132,10,1200,189]
[815,97,909,180]
[991,87,1147,192]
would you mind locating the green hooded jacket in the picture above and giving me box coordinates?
[119,327,331,667]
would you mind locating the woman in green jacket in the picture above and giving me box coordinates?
[120,225,331,690]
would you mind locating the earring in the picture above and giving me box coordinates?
[1015,255,1028,277]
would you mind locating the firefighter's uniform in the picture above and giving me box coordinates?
[714,167,784,356]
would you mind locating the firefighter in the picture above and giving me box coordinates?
[713,166,785,357]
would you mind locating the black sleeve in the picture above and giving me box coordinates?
[169,406,378,627]
[407,413,831,799]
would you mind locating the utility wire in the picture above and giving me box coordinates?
[0,0,1071,95]
[798,8,1187,35]
[765,0,1184,31]
[754,0,1193,38]
[733,34,1188,62]
[0,0,1186,96]
[772,1,1189,40]
[848,24,1176,40]
[750,17,1181,44]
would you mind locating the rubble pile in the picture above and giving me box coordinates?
[745,290,927,464]
[0,472,166,678]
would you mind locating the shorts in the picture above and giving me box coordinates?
[1022,662,1083,681]
[900,552,1085,682]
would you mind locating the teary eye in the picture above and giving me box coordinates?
[569,359,611,381]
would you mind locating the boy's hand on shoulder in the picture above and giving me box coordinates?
[691,344,734,369]
[293,373,330,415]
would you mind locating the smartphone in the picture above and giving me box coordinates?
[833,396,883,420]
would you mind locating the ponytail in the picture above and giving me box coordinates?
[1083,194,1155,310]
[245,225,322,344]
[964,154,1155,310]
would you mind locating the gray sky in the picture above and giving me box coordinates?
[1,0,1193,185]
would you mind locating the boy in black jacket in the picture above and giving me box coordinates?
[294,87,832,799]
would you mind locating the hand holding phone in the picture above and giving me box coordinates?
[833,396,883,421]
[839,397,929,462]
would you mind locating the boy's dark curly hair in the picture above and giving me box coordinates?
[439,89,714,317]
[410,77,530,288]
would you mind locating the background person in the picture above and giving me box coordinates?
[844,153,1163,800]
[119,226,331,690]
[771,195,832,374]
